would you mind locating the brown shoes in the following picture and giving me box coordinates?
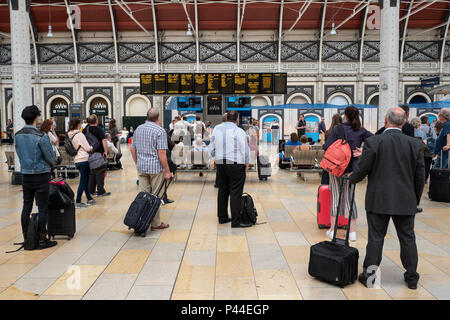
[151,223,170,231]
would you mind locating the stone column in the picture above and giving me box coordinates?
[10,0,32,182]
[379,0,400,128]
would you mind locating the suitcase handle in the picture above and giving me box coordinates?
[332,175,355,247]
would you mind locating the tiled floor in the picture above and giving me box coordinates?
[0,142,449,300]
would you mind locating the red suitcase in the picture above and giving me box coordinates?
[317,185,348,229]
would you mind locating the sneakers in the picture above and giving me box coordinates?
[37,233,57,250]
[76,202,89,208]
[349,232,357,242]
[97,192,111,197]
[87,199,97,205]
[326,229,334,240]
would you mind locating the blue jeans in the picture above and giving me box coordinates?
[75,161,92,203]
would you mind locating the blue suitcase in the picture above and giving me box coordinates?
[124,180,168,237]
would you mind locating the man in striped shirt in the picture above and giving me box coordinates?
[130,108,173,231]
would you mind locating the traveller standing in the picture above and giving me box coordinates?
[68,118,96,208]
[323,106,373,242]
[434,108,450,168]
[296,114,306,137]
[318,117,327,143]
[83,115,111,197]
[271,119,280,145]
[209,111,251,228]
[130,108,172,231]
[15,105,57,249]
[350,107,425,290]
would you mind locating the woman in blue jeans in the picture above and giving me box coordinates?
[68,118,96,208]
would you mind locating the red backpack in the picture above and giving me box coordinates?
[320,125,352,177]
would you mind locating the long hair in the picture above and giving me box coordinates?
[345,106,361,131]
[39,119,53,133]
[69,118,81,131]
[109,118,116,130]
[325,114,343,141]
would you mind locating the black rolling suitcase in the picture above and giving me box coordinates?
[257,155,272,181]
[308,177,359,287]
[48,180,76,239]
[124,180,168,237]
[429,151,450,202]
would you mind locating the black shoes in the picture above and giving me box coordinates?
[231,223,253,228]
[219,217,232,224]
[406,282,418,290]
[97,192,111,197]
[163,198,174,204]
[358,273,370,288]
[416,207,423,213]
[37,233,57,250]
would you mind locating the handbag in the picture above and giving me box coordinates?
[88,152,108,174]
[49,180,74,205]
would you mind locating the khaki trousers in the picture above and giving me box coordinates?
[137,171,164,227]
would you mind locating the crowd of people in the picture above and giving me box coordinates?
[8,102,450,290]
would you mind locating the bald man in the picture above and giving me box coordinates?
[349,107,425,290]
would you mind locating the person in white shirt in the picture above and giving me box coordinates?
[119,127,129,143]
[194,115,206,138]
[209,111,250,228]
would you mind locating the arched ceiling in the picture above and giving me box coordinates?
[0,1,449,34]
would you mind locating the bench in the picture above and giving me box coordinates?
[55,147,78,178]
[290,149,323,181]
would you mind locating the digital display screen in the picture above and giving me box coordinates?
[180,74,194,94]
[226,96,251,109]
[167,74,180,94]
[194,74,207,95]
[246,74,260,95]
[221,73,234,94]
[140,74,153,95]
[234,73,246,94]
[154,73,166,94]
[177,96,202,109]
[207,95,222,115]
[260,73,273,94]
[273,73,287,94]
[207,73,220,94]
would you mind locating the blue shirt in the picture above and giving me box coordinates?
[132,121,168,174]
[208,122,250,164]
[414,128,427,140]
[435,121,450,155]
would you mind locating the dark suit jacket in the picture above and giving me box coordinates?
[349,129,425,215]
[375,122,415,137]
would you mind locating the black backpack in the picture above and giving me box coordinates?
[240,193,258,225]
[65,132,81,157]
[6,213,40,253]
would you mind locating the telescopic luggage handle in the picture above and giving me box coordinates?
[332,175,356,247]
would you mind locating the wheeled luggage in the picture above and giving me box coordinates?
[124,180,168,237]
[257,155,272,181]
[48,203,76,239]
[317,184,349,229]
[429,151,450,202]
[309,178,359,287]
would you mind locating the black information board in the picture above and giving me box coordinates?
[194,74,207,94]
[207,95,222,115]
[154,74,166,95]
[140,73,287,95]
[246,74,260,95]
[140,74,153,95]
[234,73,246,94]
[221,73,234,94]
[273,73,287,94]
[167,74,180,94]
[261,73,273,94]
[207,73,220,94]
[180,74,194,94]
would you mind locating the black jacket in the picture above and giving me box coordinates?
[375,121,415,137]
[349,129,425,215]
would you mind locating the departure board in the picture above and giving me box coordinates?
[153,73,166,95]
[221,73,234,94]
[167,74,180,94]
[140,74,153,95]
[246,73,260,95]
[180,74,194,94]
[194,74,207,94]
[234,73,246,94]
[273,73,287,94]
[207,95,222,115]
[260,73,273,94]
[207,73,220,94]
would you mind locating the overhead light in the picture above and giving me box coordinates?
[47,25,53,38]
[186,23,193,36]
[330,22,337,36]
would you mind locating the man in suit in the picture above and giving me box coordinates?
[375,104,414,137]
[349,107,425,290]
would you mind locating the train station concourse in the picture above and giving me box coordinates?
[0,0,450,304]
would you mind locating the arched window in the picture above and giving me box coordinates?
[329,95,350,106]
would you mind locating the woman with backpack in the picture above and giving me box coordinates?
[68,118,96,208]
[323,106,373,241]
